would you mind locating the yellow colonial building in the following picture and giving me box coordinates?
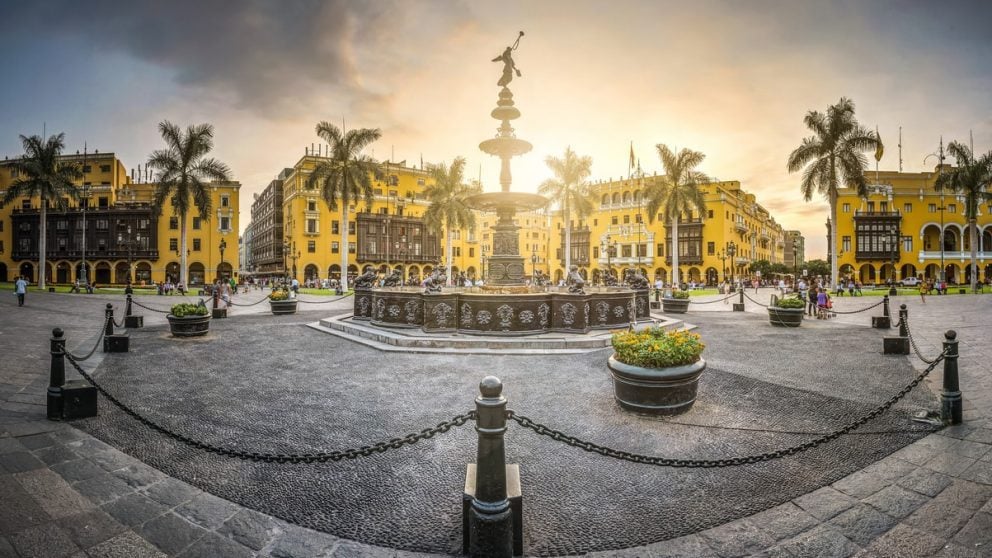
[0,151,240,286]
[833,165,992,285]
[547,177,787,285]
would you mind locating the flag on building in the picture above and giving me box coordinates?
[629,142,635,170]
[874,126,884,162]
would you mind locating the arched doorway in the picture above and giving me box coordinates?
[302,264,318,282]
[135,262,152,285]
[924,264,940,280]
[839,264,855,282]
[56,262,71,284]
[115,262,130,284]
[94,262,111,285]
[189,263,205,286]
[328,264,341,280]
[879,263,897,284]
[19,263,34,282]
[922,224,941,251]
[858,264,875,284]
[347,264,359,284]
[983,227,992,253]
[986,264,992,283]
[900,264,917,281]
[705,267,718,285]
[964,263,979,285]
[687,267,701,284]
[943,228,960,252]
[44,262,53,284]
[466,266,476,279]
[0,262,7,282]
[592,269,602,284]
[165,262,180,284]
[407,265,419,284]
[217,262,233,281]
[944,264,958,284]
[654,268,667,282]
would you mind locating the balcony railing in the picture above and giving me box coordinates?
[854,210,901,217]
[734,221,746,232]
[917,250,988,260]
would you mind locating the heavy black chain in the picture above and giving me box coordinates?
[64,354,474,463]
[130,299,173,314]
[686,293,739,305]
[112,315,126,328]
[296,292,355,304]
[830,299,885,314]
[66,317,110,362]
[508,353,945,468]
[902,316,939,364]
[227,295,271,307]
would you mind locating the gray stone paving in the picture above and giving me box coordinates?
[0,288,988,557]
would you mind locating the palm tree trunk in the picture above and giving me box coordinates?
[445,225,453,286]
[179,211,188,287]
[564,199,572,275]
[39,203,47,288]
[341,206,349,291]
[672,218,679,288]
[970,217,978,292]
[829,192,839,287]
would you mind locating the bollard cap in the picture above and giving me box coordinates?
[945,330,957,341]
[52,327,63,338]
[900,304,907,310]
[106,303,113,309]
[479,376,503,398]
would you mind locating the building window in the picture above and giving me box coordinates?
[169,238,178,252]
[621,244,631,258]
[220,217,231,231]
[193,239,201,251]
[82,165,91,173]
[948,204,956,213]
[348,242,356,254]
[307,200,316,211]
[707,210,713,219]
[331,221,340,234]
[903,237,912,252]
[928,204,936,213]
[100,164,110,172]
[903,203,912,213]
[623,214,630,224]
[454,247,461,257]
[842,236,851,253]
[169,217,179,230]
[707,242,715,255]
[95,219,108,230]
[221,195,230,208]
[306,219,318,234]
[138,219,149,230]
[593,219,598,226]
[866,201,875,213]
[348,222,355,234]
[21,199,31,209]
[593,246,599,258]
[469,247,475,257]
[307,240,316,253]
[98,197,108,208]
[657,243,664,257]
[611,216,618,225]
[638,244,647,257]
[192,217,201,230]
[331,241,340,254]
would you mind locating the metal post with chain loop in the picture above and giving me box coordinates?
[872,295,891,328]
[103,303,130,353]
[47,328,66,420]
[124,292,144,328]
[466,376,515,557]
[733,286,745,312]
[941,330,962,425]
[883,304,910,355]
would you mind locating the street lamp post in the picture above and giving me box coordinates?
[530,248,538,281]
[218,238,227,281]
[889,226,899,296]
[718,249,726,283]
[605,234,617,285]
[116,225,141,285]
[726,241,738,285]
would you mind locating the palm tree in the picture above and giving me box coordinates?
[787,97,881,286]
[539,147,594,275]
[2,133,82,288]
[934,142,992,292]
[147,121,231,287]
[645,144,710,288]
[424,157,481,285]
[306,122,381,291]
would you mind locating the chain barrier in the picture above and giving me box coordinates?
[902,316,939,364]
[65,317,111,362]
[296,292,355,304]
[227,295,272,307]
[508,353,946,468]
[64,353,474,463]
[112,315,126,328]
[742,292,769,307]
[129,299,173,314]
[686,292,739,305]
[830,299,885,315]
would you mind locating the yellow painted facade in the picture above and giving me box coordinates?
[547,178,787,285]
[0,152,240,286]
[833,166,992,285]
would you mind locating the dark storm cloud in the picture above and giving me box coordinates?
[5,0,466,117]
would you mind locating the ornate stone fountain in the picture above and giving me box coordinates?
[351,34,649,336]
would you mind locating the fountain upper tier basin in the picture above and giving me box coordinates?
[466,191,548,212]
[479,137,533,157]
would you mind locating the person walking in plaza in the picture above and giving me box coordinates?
[919,278,927,304]
[14,275,27,306]
[807,282,818,317]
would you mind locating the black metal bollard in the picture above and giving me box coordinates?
[941,330,962,425]
[104,303,130,353]
[898,304,908,338]
[212,288,228,318]
[213,289,219,309]
[467,376,513,557]
[104,303,114,337]
[733,287,745,312]
[47,328,66,421]
[125,293,133,317]
[873,295,891,329]
[883,304,910,354]
[124,294,144,328]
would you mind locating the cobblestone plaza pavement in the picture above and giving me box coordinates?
[0,289,990,557]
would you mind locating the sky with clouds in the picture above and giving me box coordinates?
[2,0,990,258]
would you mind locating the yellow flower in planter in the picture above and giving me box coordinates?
[269,290,289,301]
[611,327,704,369]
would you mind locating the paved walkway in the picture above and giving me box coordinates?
[0,289,989,557]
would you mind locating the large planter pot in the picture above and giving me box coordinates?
[662,297,690,314]
[269,299,298,315]
[608,355,705,415]
[767,306,804,327]
[166,314,211,337]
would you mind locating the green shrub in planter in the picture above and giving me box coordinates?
[775,297,805,309]
[669,290,691,300]
[170,302,209,317]
[611,327,704,368]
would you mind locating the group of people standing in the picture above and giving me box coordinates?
[797,279,834,319]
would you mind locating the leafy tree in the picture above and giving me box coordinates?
[748,259,772,277]
[424,157,481,285]
[539,147,594,274]
[787,97,881,286]
[306,122,381,291]
[933,142,992,292]
[804,259,830,279]
[2,133,82,288]
[645,145,710,286]
[147,122,231,287]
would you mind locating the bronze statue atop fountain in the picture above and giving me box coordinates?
[382,269,403,287]
[424,266,448,294]
[567,265,586,294]
[355,268,379,289]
